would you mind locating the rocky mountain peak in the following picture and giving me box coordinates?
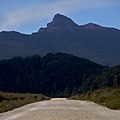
[39,13,79,32]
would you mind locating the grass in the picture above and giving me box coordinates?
[69,88,120,110]
[0,92,50,113]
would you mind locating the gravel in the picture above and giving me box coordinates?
[0,98,120,120]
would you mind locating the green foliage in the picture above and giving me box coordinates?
[91,66,120,90]
[0,53,104,97]
[0,52,120,98]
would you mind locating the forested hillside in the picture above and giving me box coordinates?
[0,53,120,97]
[0,53,104,97]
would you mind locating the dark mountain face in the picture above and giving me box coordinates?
[0,13,120,65]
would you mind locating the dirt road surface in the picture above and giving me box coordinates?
[0,98,120,120]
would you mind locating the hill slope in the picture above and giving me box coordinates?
[0,13,120,65]
[0,53,120,98]
[0,53,104,97]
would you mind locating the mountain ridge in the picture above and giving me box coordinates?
[0,13,120,65]
[1,13,120,34]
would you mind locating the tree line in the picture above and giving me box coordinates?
[0,53,119,97]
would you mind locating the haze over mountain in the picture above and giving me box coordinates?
[0,13,120,65]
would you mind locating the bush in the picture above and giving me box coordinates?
[0,92,50,113]
[69,88,120,110]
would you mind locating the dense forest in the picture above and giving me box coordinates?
[0,53,120,97]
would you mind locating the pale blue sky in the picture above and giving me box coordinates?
[0,0,120,33]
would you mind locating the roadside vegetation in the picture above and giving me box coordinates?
[0,92,50,113]
[0,53,120,111]
[69,88,120,110]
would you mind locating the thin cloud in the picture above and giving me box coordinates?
[0,0,118,31]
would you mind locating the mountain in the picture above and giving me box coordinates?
[0,13,120,65]
[38,13,79,32]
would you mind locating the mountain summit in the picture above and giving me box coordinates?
[0,13,120,65]
[39,13,79,32]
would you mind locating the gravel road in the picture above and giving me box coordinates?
[0,98,120,120]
